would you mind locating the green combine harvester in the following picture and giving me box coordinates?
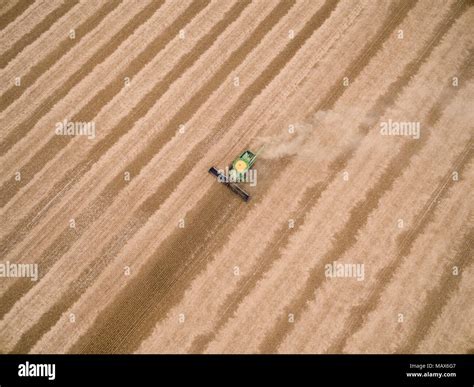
[208,148,262,202]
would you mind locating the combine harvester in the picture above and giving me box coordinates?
[208,148,262,202]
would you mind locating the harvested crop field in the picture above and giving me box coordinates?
[0,0,473,354]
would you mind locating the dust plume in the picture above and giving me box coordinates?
[257,108,367,161]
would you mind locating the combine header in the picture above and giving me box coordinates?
[209,148,262,202]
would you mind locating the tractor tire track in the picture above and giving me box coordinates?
[25,0,376,354]
[327,138,473,353]
[256,6,473,353]
[398,227,474,353]
[323,49,474,352]
[1,0,471,356]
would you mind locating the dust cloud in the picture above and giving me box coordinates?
[257,108,368,161]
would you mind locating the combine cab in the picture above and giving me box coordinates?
[209,149,261,202]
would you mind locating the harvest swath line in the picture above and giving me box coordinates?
[0,0,255,321]
[4,0,256,353]
[146,0,420,353]
[188,178,337,353]
[198,2,449,348]
[67,0,341,353]
[0,0,204,248]
[327,137,474,353]
[360,0,470,134]
[76,0,438,354]
[0,0,34,31]
[70,159,285,353]
[0,0,79,69]
[399,227,474,353]
[259,138,428,353]
[0,0,470,356]
[0,0,164,156]
[0,0,122,113]
[0,1,288,324]
[309,0,418,114]
[257,4,472,353]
